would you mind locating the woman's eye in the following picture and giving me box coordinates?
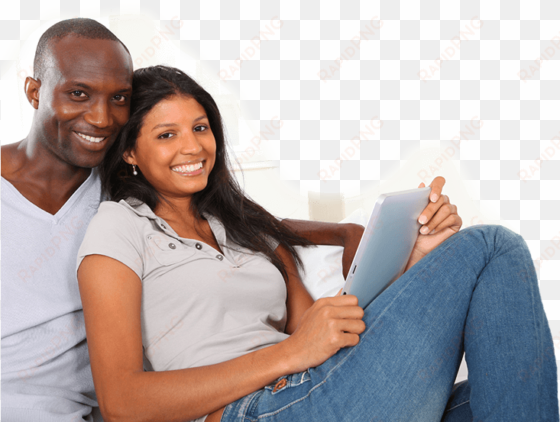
[157,132,174,139]
[113,94,127,103]
[194,125,208,132]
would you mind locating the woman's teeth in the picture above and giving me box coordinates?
[77,132,105,143]
[172,162,204,173]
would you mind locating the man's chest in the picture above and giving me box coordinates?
[4,179,76,215]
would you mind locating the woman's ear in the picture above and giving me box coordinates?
[122,149,136,165]
[24,76,41,110]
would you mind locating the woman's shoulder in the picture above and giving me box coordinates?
[97,198,149,217]
[90,198,151,234]
[78,198,148,278]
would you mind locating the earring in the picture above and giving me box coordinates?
[132,164,138,176]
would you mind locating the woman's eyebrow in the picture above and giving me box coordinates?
[151,123,178,132]
[151,115,208,132]
[193,114,207,122]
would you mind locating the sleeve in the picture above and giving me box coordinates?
[76,201,144,280]
[264,235,280,251]
[263,215,285,250]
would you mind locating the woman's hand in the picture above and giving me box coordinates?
[405,176,462,272]
[282,288,365,373]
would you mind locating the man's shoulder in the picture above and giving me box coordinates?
[1,142,24,180]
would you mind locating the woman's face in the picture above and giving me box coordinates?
[125,95,216,201]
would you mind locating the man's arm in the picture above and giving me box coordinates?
[280,219,365,279]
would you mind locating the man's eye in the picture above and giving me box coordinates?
[70,90,86,98]
[158,133,174,139]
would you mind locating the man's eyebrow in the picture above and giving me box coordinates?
[67,82,132,92]
[72,82,92,90]
[151,115,208,132]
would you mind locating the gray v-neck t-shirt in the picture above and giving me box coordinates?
[77,198,290,374]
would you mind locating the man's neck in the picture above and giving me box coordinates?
[1,138,92,215]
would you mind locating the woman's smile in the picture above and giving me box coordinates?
[171,160,205,176]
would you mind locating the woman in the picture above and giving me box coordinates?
[77,65,559,422]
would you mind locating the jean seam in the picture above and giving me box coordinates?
[254,378,327,419]
[233,390,261,422]
[444,400,470,413]
[528,251,541,420]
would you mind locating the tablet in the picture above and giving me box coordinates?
[341,186,431,308]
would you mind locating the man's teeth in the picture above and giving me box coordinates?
[172,162,203,173]
[77,132,105,143]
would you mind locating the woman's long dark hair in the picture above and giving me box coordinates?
[99,65,314,280]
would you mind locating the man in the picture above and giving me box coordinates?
[1,18,133,421]
[1,18,365,421]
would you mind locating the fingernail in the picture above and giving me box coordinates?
[430,194,438,202]
[420,226,430,234]
[418,215,427,224]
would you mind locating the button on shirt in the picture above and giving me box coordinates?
[76,198,289,372]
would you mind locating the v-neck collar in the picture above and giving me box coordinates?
[1,169,98,223]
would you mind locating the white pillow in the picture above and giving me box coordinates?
[294,208,368,300]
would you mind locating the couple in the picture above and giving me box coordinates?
[2,18,558,422]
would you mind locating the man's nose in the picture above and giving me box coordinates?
[84,100,112,128]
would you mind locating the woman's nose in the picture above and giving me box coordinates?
[179,132,202,155]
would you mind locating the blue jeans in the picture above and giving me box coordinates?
[220,225,559,421]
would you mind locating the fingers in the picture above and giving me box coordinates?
[336,318,366,336]
[423,225,458,246]
[418,194,450,226]
[330,304,365,320]
[318,294,360,307]
[316,296,365,321]
[430,213,463,235]
[419,199,458,234]
[341,333,361,348]
[428,176,446,203]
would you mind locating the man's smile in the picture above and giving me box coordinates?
[75,131,107,143]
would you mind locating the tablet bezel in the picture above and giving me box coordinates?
[341,186,431,308]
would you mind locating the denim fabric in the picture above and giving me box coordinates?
[220,225,559,422]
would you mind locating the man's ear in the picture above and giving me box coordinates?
[24,76,41,110]
[122,149,137,165]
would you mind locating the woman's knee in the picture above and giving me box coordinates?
[459,224,527,254]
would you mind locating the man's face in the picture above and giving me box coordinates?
[35,36,133,168]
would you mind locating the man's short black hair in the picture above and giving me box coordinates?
[33,18,130,81]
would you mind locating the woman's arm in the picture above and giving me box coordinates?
[275,244,315,334]
[78,255,295,422]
